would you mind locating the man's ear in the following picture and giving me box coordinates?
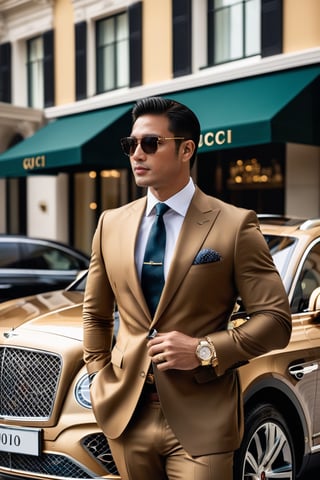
[182,140,196,158]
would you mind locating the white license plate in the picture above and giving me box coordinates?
[0,425,41,456]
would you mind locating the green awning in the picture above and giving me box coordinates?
[171,65,320,152]
[1,66,319,178]
[0,104,132,177]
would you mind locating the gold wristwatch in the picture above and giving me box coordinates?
[196,337,218,367]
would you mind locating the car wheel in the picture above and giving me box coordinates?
[234,402,296,480]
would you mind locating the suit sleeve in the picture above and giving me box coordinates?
[83,211,115,374]
[207,210,292,376]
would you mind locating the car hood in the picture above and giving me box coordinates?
[0,289,84,341]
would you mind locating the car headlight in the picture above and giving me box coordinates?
[74,373,92,409]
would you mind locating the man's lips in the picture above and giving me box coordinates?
[134,165,149,174]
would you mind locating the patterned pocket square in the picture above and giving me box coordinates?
[193,248,222,265]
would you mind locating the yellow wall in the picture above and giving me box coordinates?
[53,0,75,105]
[143,0,172,84]
[283,0,320,52]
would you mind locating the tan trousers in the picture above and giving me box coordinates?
[107,399,234,480]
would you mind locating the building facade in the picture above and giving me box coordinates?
[0,0,319,254]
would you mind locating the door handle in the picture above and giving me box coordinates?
[289,363,318,380]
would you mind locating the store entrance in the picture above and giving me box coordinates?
[197,143,285,214]
[71,168,131,255]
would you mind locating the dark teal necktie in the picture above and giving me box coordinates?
[141,203,169,317]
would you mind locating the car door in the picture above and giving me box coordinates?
[290,239,320,448]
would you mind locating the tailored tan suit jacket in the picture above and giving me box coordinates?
[83,187,291,456]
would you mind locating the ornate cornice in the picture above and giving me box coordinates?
[0,0,52,11]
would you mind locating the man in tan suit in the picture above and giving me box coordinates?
[83,97,291,480]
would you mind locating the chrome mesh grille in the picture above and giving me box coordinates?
[0,452,94,478]
[82,432,119,476]
[0,346,62,419]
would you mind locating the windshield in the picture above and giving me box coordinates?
[263,235,296,280]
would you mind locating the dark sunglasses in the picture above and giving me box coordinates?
[120,136,185,156]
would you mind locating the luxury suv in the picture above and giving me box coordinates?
[1,216,320,480]
[0,235,89,302]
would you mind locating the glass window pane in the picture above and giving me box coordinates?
[245,0,260,56]
[116,13,129,87]
[27,37,44,108]
[106,18,115,44]
[230,4,243,59]
[117,40,129,87]
[98,18,115,46]
[212,0,260,64]
[24,244,82,270]
[215,2,242,63]
[0,243,20,268]
[96,12,129,93]
[29,37,43,60]
[263,235,296,280]
[104,46,115,90]
[117,13,128,41]
[291,242,320,313]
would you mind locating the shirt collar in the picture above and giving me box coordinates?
[145,178,195,217]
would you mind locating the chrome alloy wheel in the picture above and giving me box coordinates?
[234,403,295,480]
[243,421,293,479]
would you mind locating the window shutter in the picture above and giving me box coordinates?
[261,0,283,57]
[75,22,87,100]
[172,0,192,77]
[43,30,55,107]
[129,1,142,88]
[0,42,12,103]
[207,0,214,66]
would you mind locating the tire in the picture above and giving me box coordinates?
[234,402,296,480]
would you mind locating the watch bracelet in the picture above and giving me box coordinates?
[205,336,219,367]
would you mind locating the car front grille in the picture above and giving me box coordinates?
[82,432,119,476]
[0,346,62,419]
[0,452,94,478]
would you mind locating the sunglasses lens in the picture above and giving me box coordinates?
[120,136,160,155]
[141,136,159,154]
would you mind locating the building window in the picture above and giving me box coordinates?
[26,31,54,108]
[27,36,44,108]
[96,12,129,93]
[208,0,261,65]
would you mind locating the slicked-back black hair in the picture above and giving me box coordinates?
[132,96,200,169]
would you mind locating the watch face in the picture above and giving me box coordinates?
[199,345,212,360]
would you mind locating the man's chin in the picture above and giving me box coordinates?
[134,176,150,188]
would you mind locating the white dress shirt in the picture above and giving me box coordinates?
[135,178,196,280]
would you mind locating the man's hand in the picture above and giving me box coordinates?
[147,331,199,371]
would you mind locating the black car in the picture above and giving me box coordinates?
[0,235,90,302]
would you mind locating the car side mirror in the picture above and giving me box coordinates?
[308,286,320,311]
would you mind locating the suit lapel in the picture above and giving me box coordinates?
[122,198,151,320]
[153,188,221,322]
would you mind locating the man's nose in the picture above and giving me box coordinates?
[131,141,146,158]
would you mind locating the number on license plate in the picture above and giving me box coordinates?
[0,425,41,456]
